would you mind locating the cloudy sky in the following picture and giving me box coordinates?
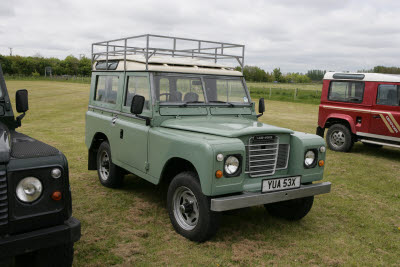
[1,0,399,73]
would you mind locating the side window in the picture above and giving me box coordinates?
[125,76,151,110]
[377,84,400,106]
[95,76,119,104]
[328,81,364,103]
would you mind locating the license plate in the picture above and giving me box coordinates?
[262,176,301,193]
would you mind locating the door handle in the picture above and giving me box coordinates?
[111,116,118,125]
[372,115,381,119]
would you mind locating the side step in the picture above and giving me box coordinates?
[360,139,400,149]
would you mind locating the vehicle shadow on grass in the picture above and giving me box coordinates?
[351,143,400,160]
[118,174,310,242]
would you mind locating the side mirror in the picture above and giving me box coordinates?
[257,98,265,118]
[16,89,29,113]
[130,95,145,115]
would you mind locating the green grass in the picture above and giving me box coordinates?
[5,80,400,266]
[247,82,322,91]
[4,75,91,84]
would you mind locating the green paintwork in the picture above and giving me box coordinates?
[160,116,294,138]
[86,71,327,196]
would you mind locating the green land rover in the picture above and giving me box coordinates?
[0,65,80,266]
[85,34,331,242]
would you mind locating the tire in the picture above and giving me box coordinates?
[326,124,354,152]
[167,172,221,242]
[362,142,383,148]
[97,141,124,188]
[265,196,314,221]
[15,243,74,267]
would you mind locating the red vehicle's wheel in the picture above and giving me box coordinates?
[327,124,354,152]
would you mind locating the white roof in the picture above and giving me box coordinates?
[324,72,400,82]
[93,55,242,76]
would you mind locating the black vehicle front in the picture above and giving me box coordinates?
[0,66,80,266]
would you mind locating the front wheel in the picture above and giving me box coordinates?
[96,141,124,188]
[326,124,354,152]
[265,196,314,221]
[15,243,74,267]
[167,172,220,242]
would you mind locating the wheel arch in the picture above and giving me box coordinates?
[159,157,201,190]
[324,114,356,134]
[88,132,109,170]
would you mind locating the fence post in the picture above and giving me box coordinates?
[294,88,298,100]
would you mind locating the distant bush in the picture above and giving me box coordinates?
[236,66,312,83]
[0,54,91,76]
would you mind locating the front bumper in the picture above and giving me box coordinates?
[0,217,81,258]
[211,182,331,211]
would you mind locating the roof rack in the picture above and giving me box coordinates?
[91,34,245,73]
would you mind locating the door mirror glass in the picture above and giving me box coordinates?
[16,89,29,113]
[131,95,145,115]
[258,98,265,114]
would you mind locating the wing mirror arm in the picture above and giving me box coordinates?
[257,98,265,118]
[131,95,151,126]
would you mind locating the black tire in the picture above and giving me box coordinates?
[15,243,74,267]
[167,172,221,242]
[326,124,354,152]
[265,196,314,221]
[362,142,383,148]
[96,141,124,188]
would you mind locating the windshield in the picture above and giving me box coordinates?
[204,77,249,103]
[154,73,249,104]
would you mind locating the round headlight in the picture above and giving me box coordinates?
[16,177,43,203]
[304,150,316,167]
[319,146,326,153]
[225,156,240,175]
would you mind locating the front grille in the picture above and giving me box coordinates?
[245,136,279,177]
[0,171,8,226]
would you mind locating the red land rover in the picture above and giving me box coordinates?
[316,72,400,152]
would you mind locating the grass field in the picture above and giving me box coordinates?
[5,80,400,266]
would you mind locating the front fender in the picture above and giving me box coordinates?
[148,127,215,195]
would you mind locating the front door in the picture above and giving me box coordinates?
[114,73,152,173]
[369,83,400,139]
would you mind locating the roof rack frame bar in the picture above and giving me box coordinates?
[92,34,245,73]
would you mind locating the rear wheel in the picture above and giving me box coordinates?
[327,124,354,152]
[15,243,74,267]
[265,196,314,221]
[167,172,220,242]
[96,141,124,188]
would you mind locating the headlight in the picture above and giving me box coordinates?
[16,177,43,203]
[225,156,240,175]
[304,150,317,168]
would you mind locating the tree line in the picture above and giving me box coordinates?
[1,54,399,82]
[0,54,91,76]
[235,66,326,83]
[358,66,400,74]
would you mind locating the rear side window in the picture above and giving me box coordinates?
[377,84,400,106]
[125,76,151,110]
[328,81,364,103]
[95,76,119,104]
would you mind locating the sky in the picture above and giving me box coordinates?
[0,0,399,73]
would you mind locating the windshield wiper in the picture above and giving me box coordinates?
[208,100,234,107]
[181,101,204,107]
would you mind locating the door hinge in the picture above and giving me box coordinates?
[145,162,150,171]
